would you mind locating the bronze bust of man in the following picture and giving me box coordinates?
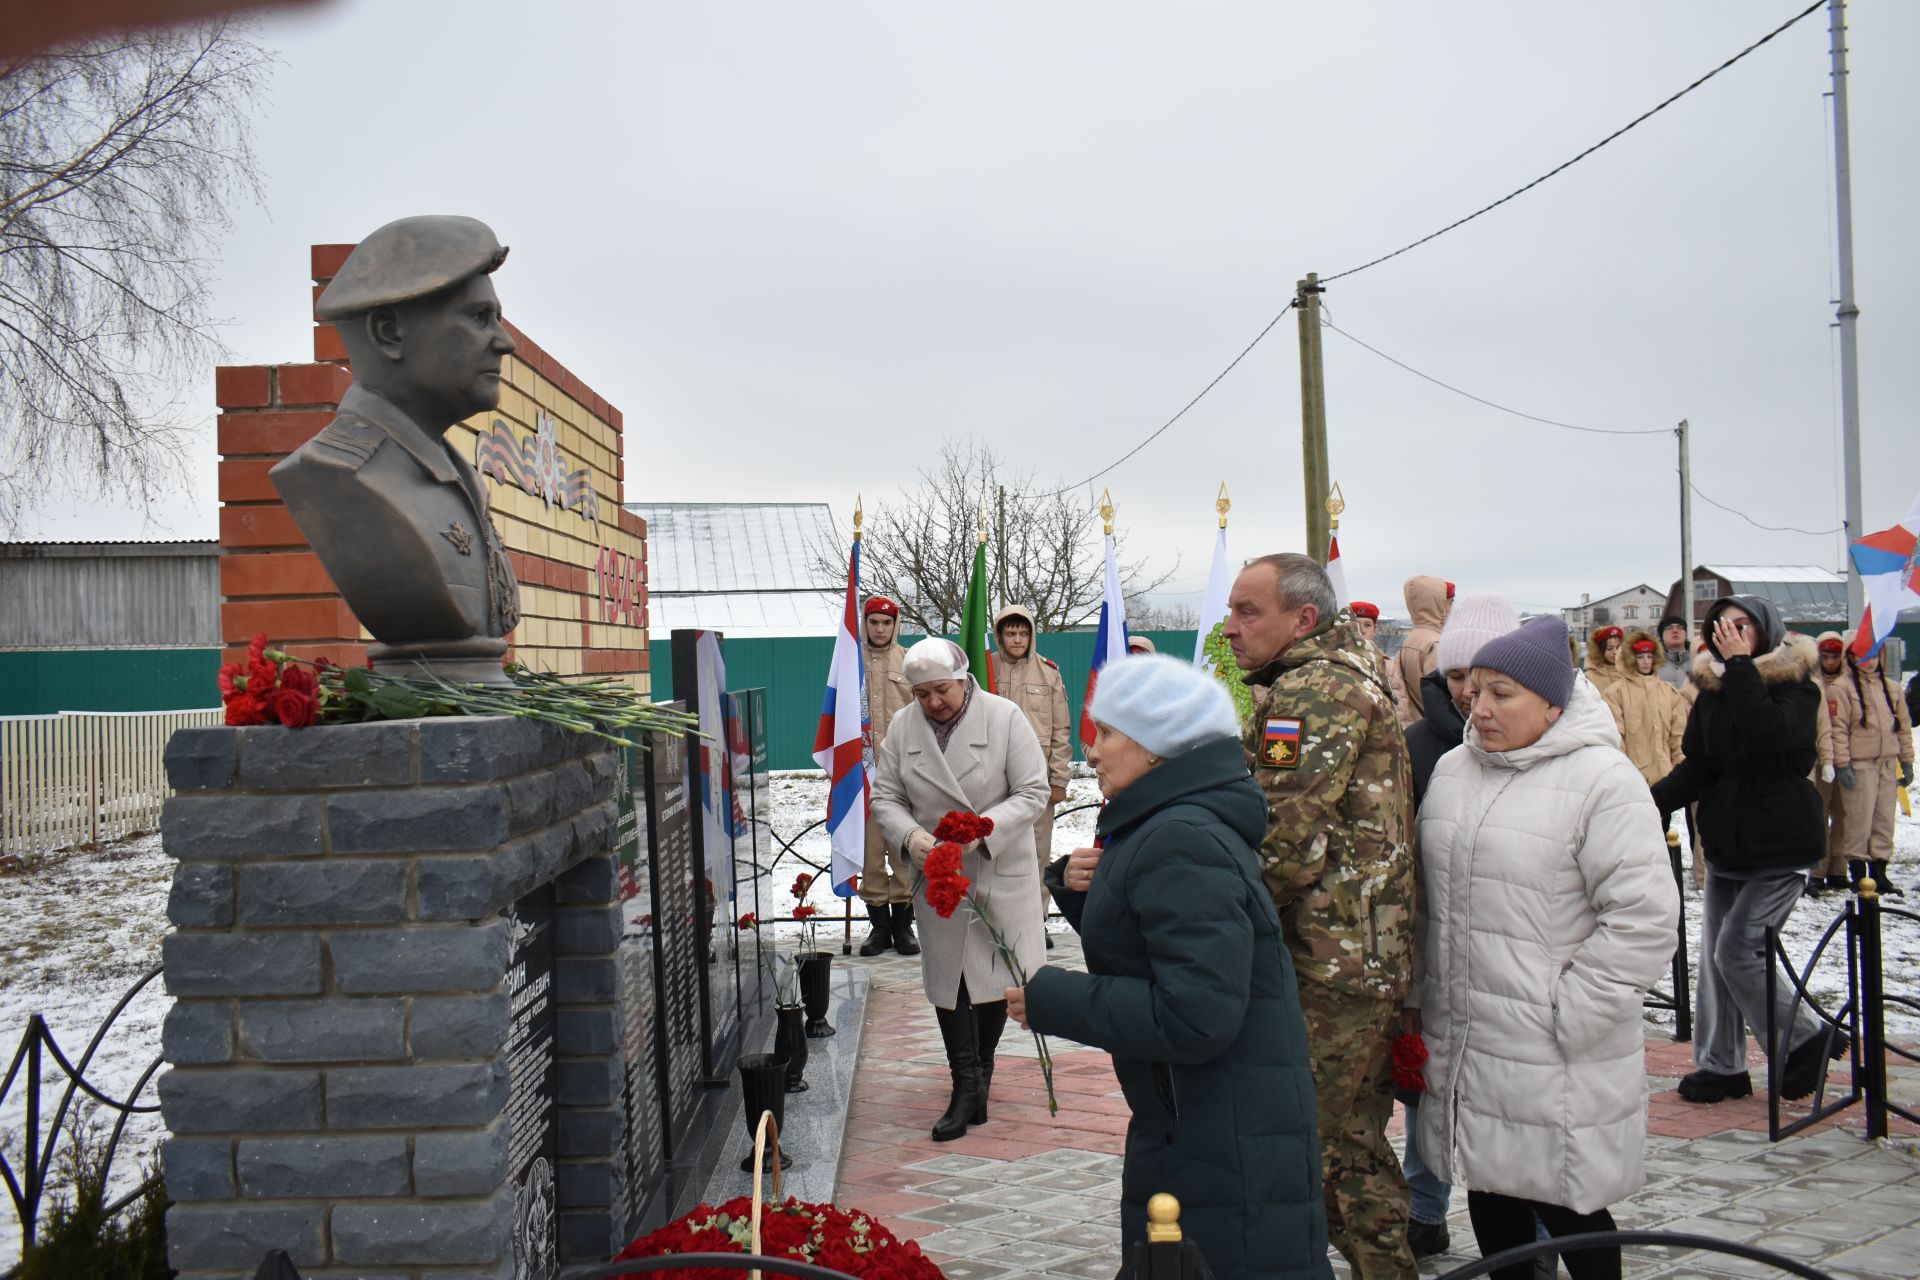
[271,215,522,683]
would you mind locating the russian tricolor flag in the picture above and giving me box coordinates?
[1847,490,1920,659]
[812,537,870,895]
[1079,531,1131,749]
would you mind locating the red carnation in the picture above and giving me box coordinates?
[1391,1031,1428,1093]
[279,664,319,696]
[923,841,971,918]
[792,904,819,921]
[934,810,993,843]
[223,692,269,727]
[737,913,758,930]
[791,872,814,898]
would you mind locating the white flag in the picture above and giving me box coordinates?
[1193,526,1233,668]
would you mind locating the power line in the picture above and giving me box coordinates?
[1321,319,1669,436]
[1690,484,1841,537]
[1042,301,1296,498]
[1326,318,1843,537]
[1321,0,1825,285]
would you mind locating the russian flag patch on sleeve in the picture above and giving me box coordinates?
[1262,718,1302,769]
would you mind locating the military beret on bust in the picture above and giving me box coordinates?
[316,215,509,320]
[863,596,899,617]
[1349,601,1379,620]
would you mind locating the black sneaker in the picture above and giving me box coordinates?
[1676,1068,1753,1103]
[1803,878,1824,898]
[1406,1219,1449,1258]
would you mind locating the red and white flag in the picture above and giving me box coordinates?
[1326,532,1350,609]
[811,537,870,895]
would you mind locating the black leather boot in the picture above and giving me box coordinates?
[1850,860,1868,891]
[890,903,921,956]
[971,999,1009,1124]
[932,1000,980,1142]
[857,904,893,957]
[1870,859,1903,897]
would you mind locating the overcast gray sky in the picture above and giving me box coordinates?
[22,0,1919,619]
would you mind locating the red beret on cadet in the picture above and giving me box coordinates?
[863,596,898,618]
[1350,601,1380,620]
[1818,636,1845,654]
[1444,581,1457,600]
[1631,638,1657,655]
[1594,626,1624,643]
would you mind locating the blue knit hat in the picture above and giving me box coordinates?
[1470,615,1575,708]
[1089,654,1241,758]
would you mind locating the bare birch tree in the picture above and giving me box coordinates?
[0,20,274,531]
[813,439,1172,634]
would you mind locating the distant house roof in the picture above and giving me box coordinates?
[1691,565,1849,624]
[623,502,842,637]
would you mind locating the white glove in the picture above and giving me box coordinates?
[1822,763,1836,784]
[905,829,936,861]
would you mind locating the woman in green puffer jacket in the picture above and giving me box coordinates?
[1008,654,1331,1280]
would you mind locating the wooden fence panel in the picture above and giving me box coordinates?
[0,709,221,857]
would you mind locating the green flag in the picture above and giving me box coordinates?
[958,538,995,692]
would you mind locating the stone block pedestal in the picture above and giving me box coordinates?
[158,715,633,1279]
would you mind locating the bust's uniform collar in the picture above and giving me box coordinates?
[338,384,460,485]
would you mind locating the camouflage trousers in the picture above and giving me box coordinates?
[1301,989,1417,1280]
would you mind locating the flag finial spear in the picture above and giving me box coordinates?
[1099,488,1115,537]
[1326,481,1345,533]
[853,494,864,542]
[1216,483,1231,529]
[978,482,989,545]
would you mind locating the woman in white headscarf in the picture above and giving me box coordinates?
[872,639,1050,1141]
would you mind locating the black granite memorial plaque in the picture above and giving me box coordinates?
[732,688,771,1006]
[505,884,558,1280]
[642,724,702,1154]
[614,734,666,1232]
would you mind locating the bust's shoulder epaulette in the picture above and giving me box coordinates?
[304,413,385,467]
[1041,656,1059,670]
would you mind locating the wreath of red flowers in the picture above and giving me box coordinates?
[616,1195,946,1280]
[1391,1031,1428,1093]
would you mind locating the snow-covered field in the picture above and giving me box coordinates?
[3,765,1916,1266]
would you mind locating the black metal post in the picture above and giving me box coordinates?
[1857,885,1887,1140]
[1666,832,1692,1041]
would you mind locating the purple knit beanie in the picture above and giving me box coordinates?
[1470,615,1575,708]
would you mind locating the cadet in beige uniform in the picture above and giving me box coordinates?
[857,597,920,956]
[993,606,1072,916]
[1835,649,1915,896]
[1811,634,1858,893]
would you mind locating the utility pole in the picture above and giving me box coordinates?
[1829,0,1865,626]
[1297,273,1331,562]
[1678,420,1694,645]
[996,485,1007,613]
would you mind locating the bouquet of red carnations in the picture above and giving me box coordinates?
[614,1195,945,1280]
[920,810,1058,1115]
[1391,1031,1428,1093]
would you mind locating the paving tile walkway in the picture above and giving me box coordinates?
[830,930,1920,1280]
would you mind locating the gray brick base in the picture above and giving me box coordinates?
[159,715,626,1278]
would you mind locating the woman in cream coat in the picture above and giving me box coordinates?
[872,639,1049,1141]
[1416,617,1679,1280]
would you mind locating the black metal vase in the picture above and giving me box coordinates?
[774,1004,811,1092]
[737,1052,794,1171]
[797,950,836,1038]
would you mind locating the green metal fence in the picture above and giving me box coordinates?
[0,648,222,716]
[649,630,1199,770]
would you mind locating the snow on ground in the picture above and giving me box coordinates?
[3,763,1916,1265]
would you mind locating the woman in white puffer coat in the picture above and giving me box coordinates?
[1415,616,1680,1280]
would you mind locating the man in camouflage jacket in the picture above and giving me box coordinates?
[1226,553,1418,1280]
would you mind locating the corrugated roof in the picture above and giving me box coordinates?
[1701,565,1844,584]
[624,503,837,594]
[645,590,843,638]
